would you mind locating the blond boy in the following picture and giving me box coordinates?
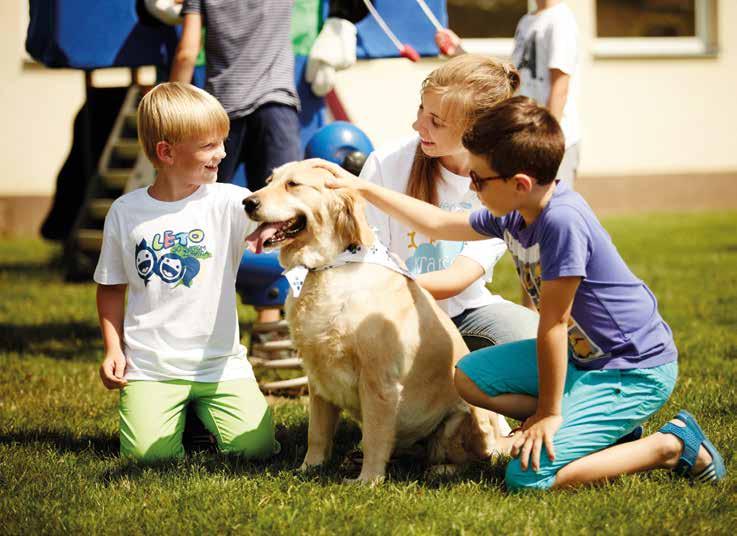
[95,82,278,462]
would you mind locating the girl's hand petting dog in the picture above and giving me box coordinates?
[310,158,365,190]
[510,412,562,472]
[99,350,128,390]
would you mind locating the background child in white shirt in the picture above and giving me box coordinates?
[512,0,581,186]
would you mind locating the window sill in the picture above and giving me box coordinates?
[593,37,718,59]
[460,38,515,59]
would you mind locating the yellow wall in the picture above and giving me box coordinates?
[1,2,85,196]
[1,0,736,199]
[578,0,737,175]
[335,0,737,176]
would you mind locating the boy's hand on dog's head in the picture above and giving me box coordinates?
[99,351,128,390]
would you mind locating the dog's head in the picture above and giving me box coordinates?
[243,161,374,269]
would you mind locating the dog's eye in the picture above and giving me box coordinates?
[287,180,299,188]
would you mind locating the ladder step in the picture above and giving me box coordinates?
[252,320,290,334]
[88,199,114,220]
[249,357,303,369]
[101,169,131,190]
[114,140,140,160]
[125,113,137,130]
[252,340,294,353]
[77,229,103,252]
[260,376,308,391]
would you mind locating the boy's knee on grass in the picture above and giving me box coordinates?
[217,409,279,459]
[121,435,184,463]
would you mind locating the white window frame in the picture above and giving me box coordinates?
[593,0,718,58]
[447,0,536,59]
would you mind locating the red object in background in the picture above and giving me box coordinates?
[400,44,420,62]
[325,89,352,122]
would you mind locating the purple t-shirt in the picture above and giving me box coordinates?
[470,184,677,370]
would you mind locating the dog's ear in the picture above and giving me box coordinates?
[333,189,373,247]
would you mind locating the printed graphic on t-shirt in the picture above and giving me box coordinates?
[405,234,464,274]
[134,229,211,287]
[404,199,471,275]
[503,230,604,362]
[517,31,540,80]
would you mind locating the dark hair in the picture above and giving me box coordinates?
[462,96,565,186]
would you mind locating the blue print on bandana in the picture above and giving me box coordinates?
[405,241,464,274]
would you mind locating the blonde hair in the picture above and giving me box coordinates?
[408,54,520,204]
[137,82,229,165]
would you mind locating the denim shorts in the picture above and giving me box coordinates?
[456,338,678,491]
[452,301,539,351]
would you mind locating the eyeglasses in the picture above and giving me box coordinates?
[469,170,508,191]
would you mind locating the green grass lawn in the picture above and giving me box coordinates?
[1,212,736,534]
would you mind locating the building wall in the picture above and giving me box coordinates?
[1,1,85,197]
[334,0,737,176]
[0,0,735,203]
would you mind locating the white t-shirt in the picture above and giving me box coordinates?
[94,183,257,382]
[360,135,507,319]
[512,3,581,147]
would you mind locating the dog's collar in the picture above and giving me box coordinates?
[283,240,415,297]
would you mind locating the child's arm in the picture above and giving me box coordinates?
[169,12,202,83]
[317,160,488,242]
[415,256,484,300]
[547,69,570,122]
[97,284,128,390]
[511,275,580,472]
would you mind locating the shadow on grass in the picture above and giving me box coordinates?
[0,428,118,456]
[0,253,66,279]
[98,419,506,490]
[0,322,101,360]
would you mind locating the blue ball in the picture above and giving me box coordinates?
[304,121,374,166]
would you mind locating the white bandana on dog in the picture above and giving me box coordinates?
[284,240,415,297]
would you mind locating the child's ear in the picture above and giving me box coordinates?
[156,141,174,166]
[514,174,534,193]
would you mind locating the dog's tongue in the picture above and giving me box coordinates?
[245,223,280,254]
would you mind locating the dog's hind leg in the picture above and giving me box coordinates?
[350,380,401,485]
[301,391,341,470]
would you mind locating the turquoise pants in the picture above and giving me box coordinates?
[457,338,678,490]
[119,378,278,462]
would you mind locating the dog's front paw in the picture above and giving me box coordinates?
[299,461,323,472]
[343,473,385,486]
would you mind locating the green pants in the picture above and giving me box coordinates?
[119,378,277,462]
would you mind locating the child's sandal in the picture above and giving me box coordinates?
[657,410,726,483]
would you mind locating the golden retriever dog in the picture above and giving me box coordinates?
[243,161,509,484]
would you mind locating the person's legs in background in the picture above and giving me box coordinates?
[243,103,303,191]
[556,142,580,189]
[218,115,248,184]
[243,103,302,323]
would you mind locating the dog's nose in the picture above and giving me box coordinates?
[243,196,260,215]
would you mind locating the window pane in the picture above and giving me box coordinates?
[448,0,528,38]
[597,0,696,38]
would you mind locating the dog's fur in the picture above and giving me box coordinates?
[244,161,507,483]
